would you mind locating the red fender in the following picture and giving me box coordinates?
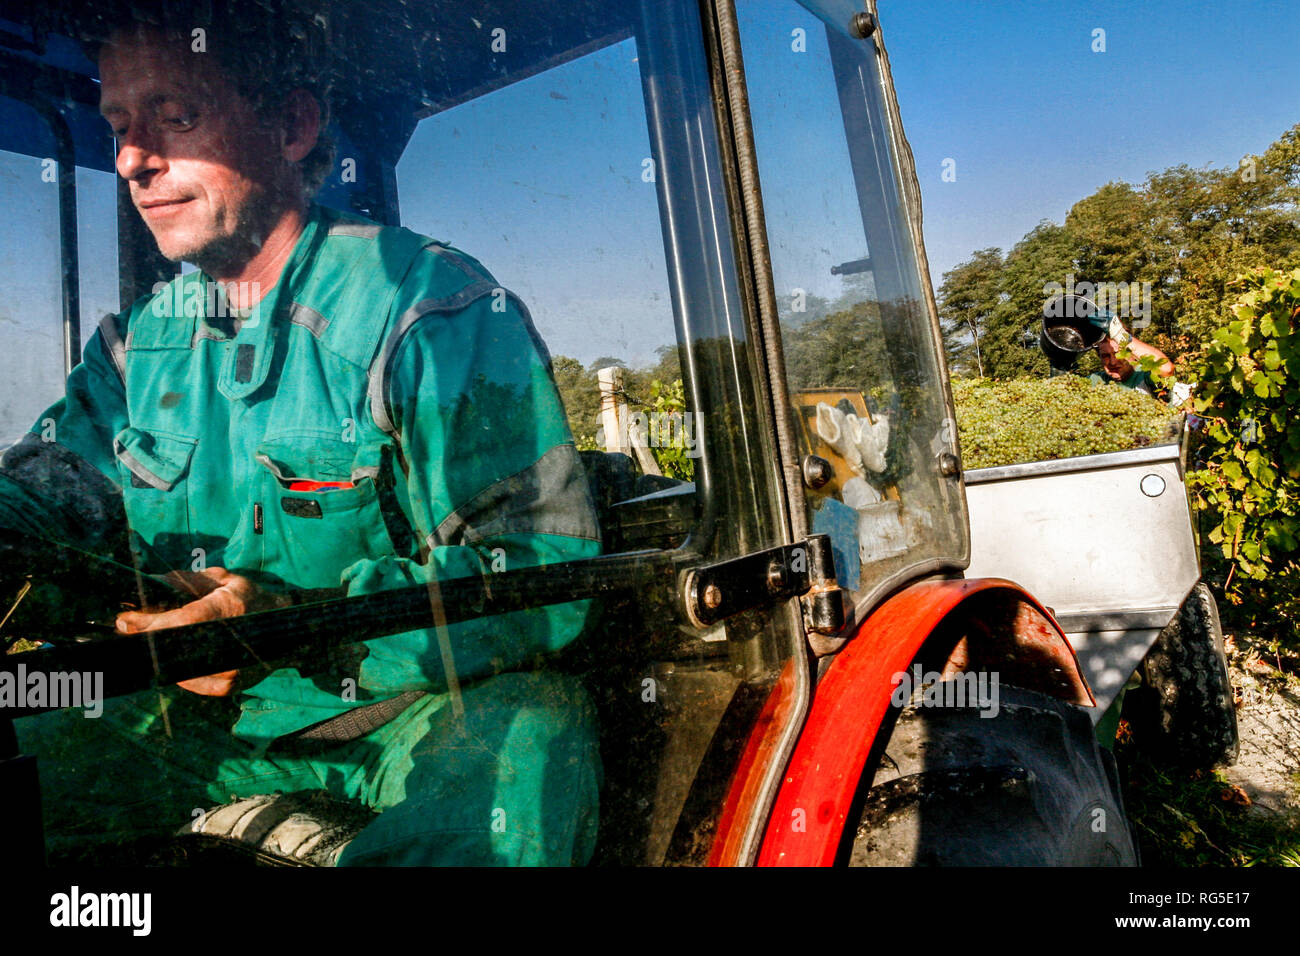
[750,577,1093,866]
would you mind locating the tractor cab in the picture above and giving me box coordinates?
[0,0,1127,868]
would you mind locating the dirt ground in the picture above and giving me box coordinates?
[1223,632,1300,817]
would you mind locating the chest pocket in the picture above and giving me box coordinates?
[253,434,401,591]
[113,426,198,566]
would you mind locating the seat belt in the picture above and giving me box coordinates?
[279,690,427,748]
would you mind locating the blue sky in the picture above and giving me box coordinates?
[395,36,676,373]
[878,0,1300,285]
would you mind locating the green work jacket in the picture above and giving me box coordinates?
[0,205,601,741]
[1089,368,1156,395]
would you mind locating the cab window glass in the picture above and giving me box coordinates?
[0,98,64,445]
[392,25,773,865]
[398,36,692,524]
[739,0,967,598]
[0,73,118,446]
[1,0,800,870]
[76,167,120,341]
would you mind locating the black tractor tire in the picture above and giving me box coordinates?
[1127,582,1238,769]
[847,683,1137,866]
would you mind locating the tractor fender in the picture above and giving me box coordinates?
[755,577,1094,866]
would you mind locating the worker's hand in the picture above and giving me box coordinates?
[1087,308,1131,348]
[115,567,289,696]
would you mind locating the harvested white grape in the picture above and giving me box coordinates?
[952,376,1182,470]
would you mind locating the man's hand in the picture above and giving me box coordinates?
[1088,308,1131,348]
[114,567,289,696]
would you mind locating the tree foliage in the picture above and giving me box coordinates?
[781,300,891,396]
[550,347,690,478]
[1184,266,1300,641]
[990,222,1075,377]
[938,124,1300,377]
[936,247,1002,377]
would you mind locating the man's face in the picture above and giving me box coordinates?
[98,27,290,272]
[1098,339,1133,381]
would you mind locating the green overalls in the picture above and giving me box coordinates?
[1089,368,1156,395]
[7,205,603,865]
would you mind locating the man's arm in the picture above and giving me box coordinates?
[1121,335,1175,379]
[339,283,601,696]
[0,315,130,567]
[1090,308,1176,381]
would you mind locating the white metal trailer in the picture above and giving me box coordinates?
[963,428,1200,717]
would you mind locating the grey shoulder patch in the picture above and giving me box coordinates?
[430,444,601,548]
[327,220,384,239]
[426,244,492,283]
[289,301,330,337]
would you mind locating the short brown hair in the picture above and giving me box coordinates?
[77,0,336,196]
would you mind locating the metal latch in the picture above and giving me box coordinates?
[682,534,845,634]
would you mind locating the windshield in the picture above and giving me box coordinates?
[738,0,968,606]
[0,0,801,869]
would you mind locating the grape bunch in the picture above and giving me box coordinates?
[952,376,1182,470]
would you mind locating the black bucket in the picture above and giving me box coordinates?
[1040,294,1105,369]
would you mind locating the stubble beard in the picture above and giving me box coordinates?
[148,181,278,278]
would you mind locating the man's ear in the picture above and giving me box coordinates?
[280,88,321,164]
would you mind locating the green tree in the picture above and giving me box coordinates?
[936,247,1003,377]
[1067,181,1156,283]
[983,221,1074,378]
[937,124,1300,379]
[550,354,601,449]
[781,300,891,395]
[1145,126,1300,347]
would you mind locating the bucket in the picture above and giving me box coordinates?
[1040,294,1105,369]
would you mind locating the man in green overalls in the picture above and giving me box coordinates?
[3,5,602,865]
[1088,310,1177,399]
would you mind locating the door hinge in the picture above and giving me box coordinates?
[683,534,845,634]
